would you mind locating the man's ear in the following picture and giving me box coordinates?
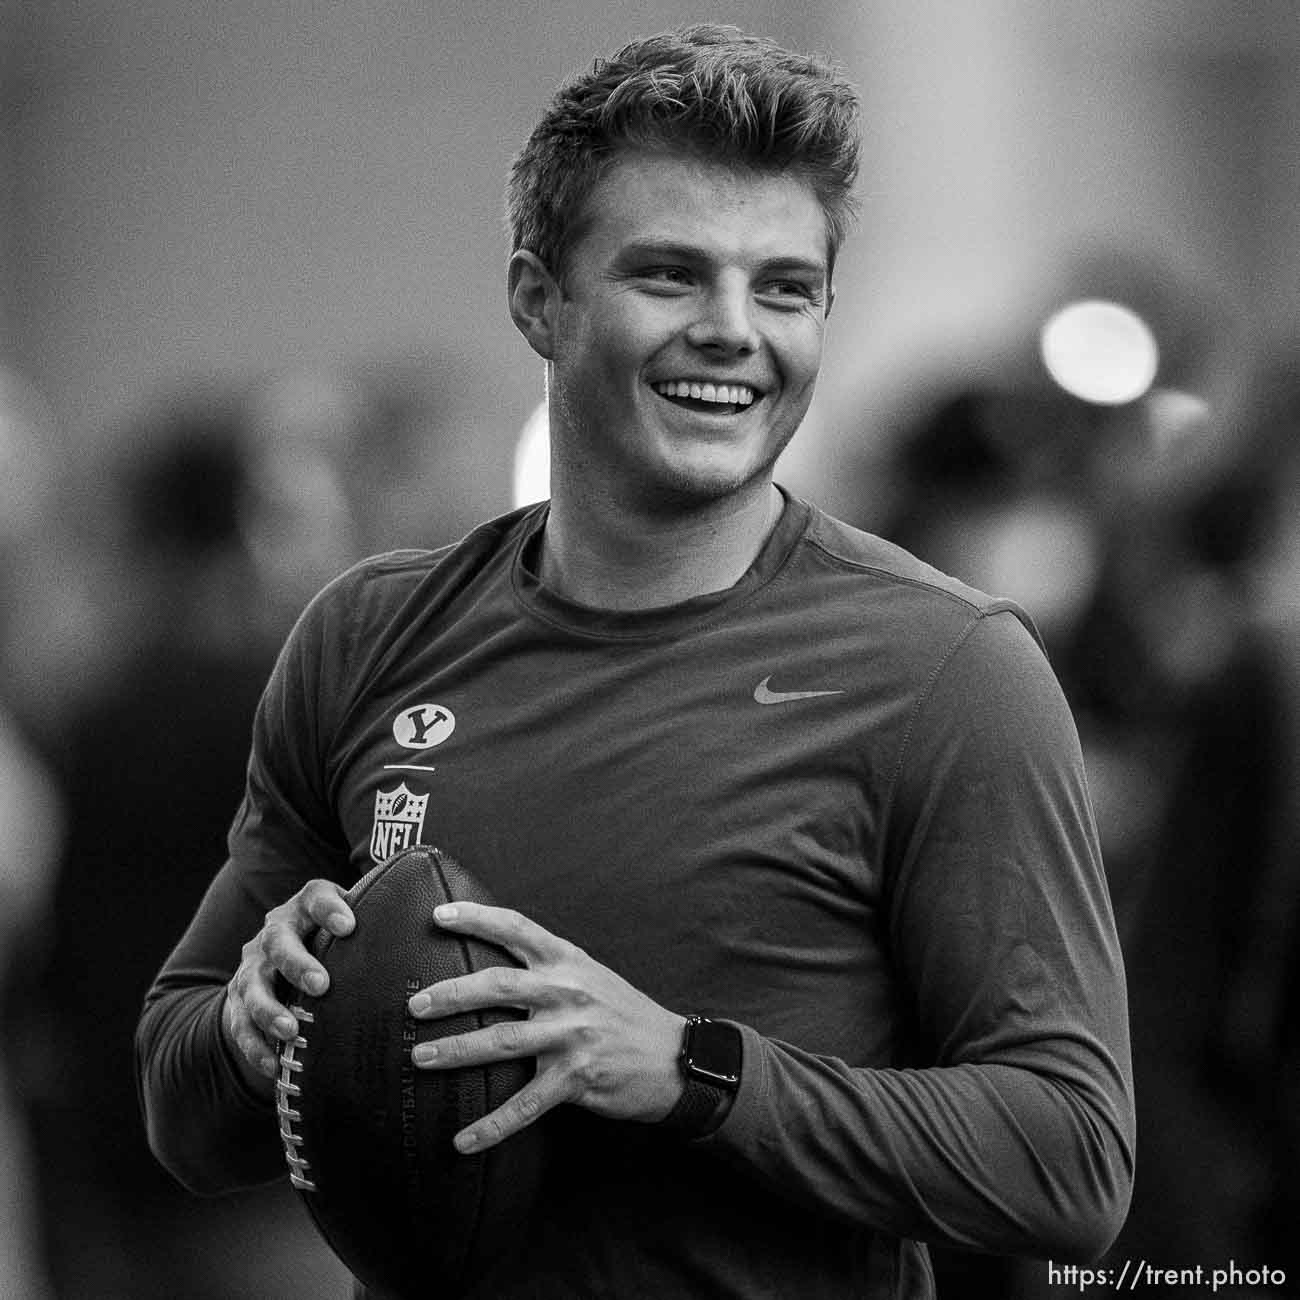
[508,250,562,360]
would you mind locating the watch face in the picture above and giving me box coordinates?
[685,1017,742,1089]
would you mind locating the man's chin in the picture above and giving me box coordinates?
[631,458,774,518]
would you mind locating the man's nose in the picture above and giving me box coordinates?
[685,279,759,355]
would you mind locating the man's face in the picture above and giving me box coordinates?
[541,152,832,513]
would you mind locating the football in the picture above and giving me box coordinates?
[275,845,545,1298]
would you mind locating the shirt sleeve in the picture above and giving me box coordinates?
[698,609,1135,1263]
[135,578,355,1195]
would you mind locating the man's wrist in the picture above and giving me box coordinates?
[658,1015,742,1137]
[660,1077,733,1136]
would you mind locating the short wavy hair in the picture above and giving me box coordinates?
[506,24,861,280]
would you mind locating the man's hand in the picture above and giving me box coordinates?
[223,878,355,1091]
[407,902,686,1153]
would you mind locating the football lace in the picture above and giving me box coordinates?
[276,1006,317,1192]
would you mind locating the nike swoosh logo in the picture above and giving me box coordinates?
[753,676,846,704]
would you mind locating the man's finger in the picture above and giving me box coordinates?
[231,1019,278,1078]
[247,993,304,1042]
[238,967,301,1040]
[411,1015,552,1070]
[432,900,572,965]
[407,964,545,1018]
[451,1069,567,1154]
[260,922,332,996]
[298,878,355,935]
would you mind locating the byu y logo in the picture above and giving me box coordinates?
[393,702,456,749]
[370,783,429,863]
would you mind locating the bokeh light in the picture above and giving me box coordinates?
[1040,299,1160,406]
[513,401,550,508]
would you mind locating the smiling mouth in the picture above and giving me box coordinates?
[651,379,759,416]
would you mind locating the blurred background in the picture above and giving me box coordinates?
[0,1,1297,1296]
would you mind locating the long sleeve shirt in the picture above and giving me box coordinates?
[138,490,1134,1299]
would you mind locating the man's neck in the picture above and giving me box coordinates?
[538,481,785,611]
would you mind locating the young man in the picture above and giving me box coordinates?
[138,25,1134,1298]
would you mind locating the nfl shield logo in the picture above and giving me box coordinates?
[369,783,430,863]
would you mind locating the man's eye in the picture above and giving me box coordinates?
[641,267,693,286]
[761,280,819,305]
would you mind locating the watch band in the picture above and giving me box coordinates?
[659,1015,742,1137]
[660,1076,729,1136]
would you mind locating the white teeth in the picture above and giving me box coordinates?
[653,380,757,406]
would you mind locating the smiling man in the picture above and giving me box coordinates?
[138,25,1134,1299]
[520,149,829,607]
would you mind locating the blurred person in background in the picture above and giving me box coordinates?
[243,360,461,572]
[1,394,351,1297]
[857,279,1296,1296]
[1210,347,1300,1294]
[0,703,61,1300]
[0,363,64,1300]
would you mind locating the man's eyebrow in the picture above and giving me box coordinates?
[615,240,827,277]
[613,239,709,264]
[757,256,829,279]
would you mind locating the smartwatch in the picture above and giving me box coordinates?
[660,1015,742,1137]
